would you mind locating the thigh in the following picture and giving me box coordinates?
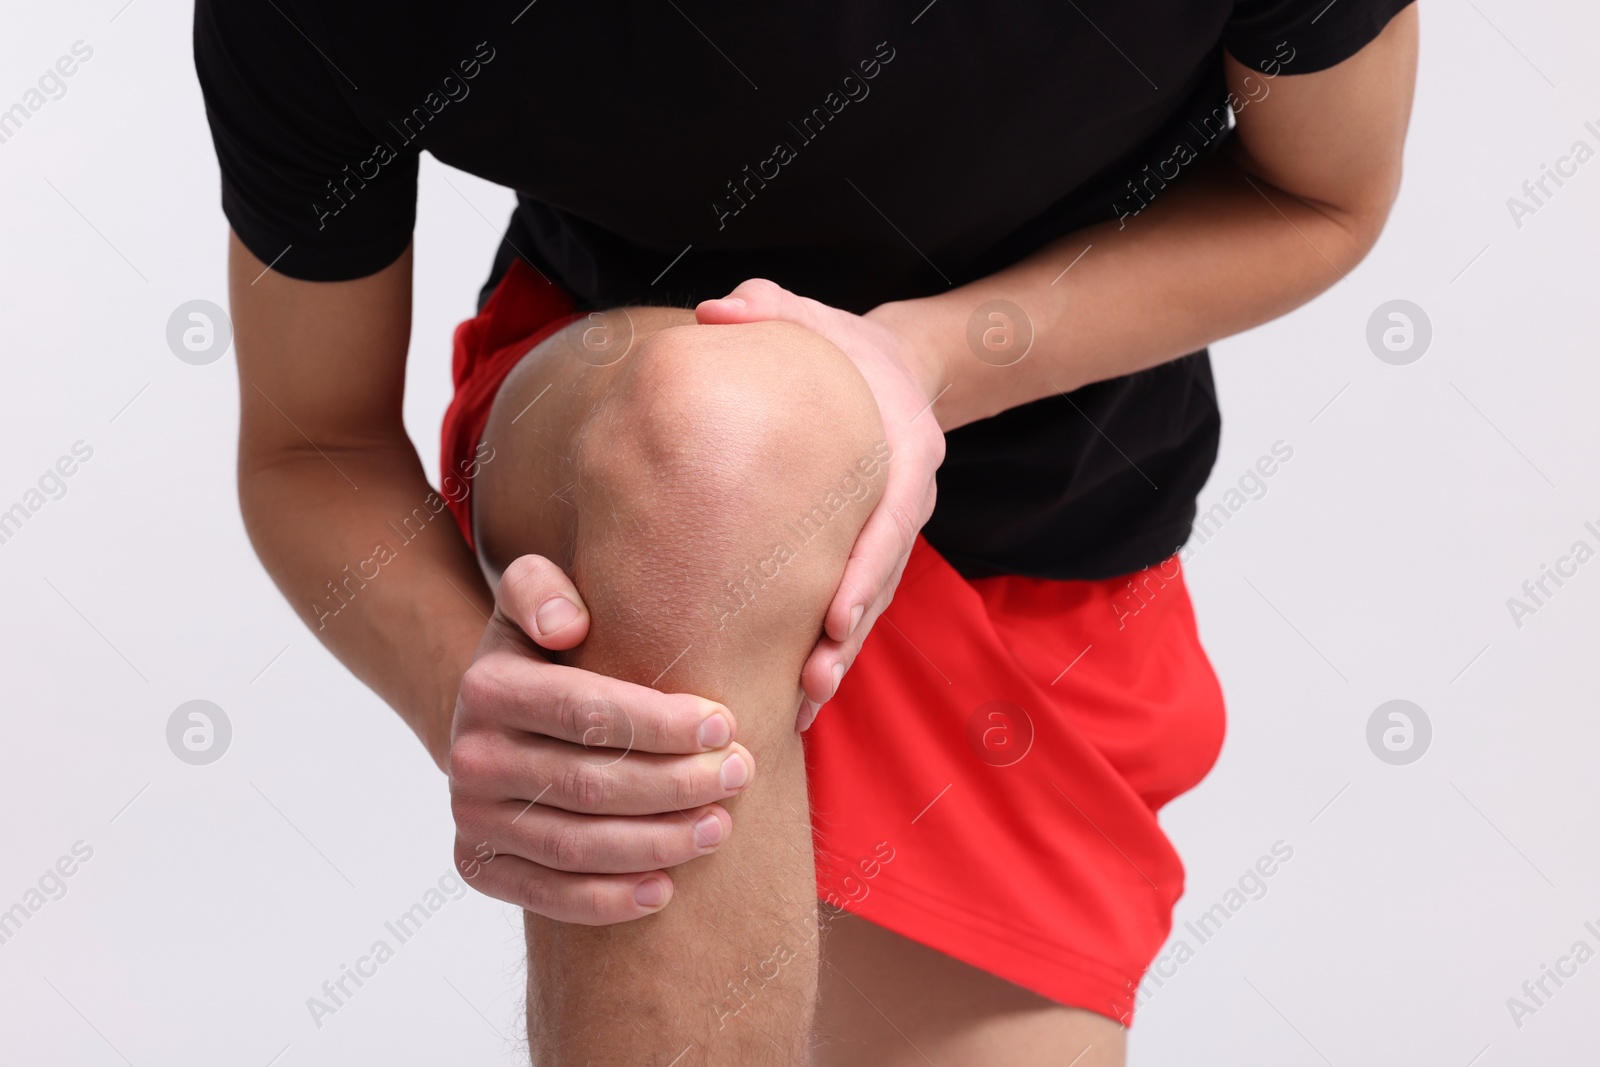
[814,913,1127,1067]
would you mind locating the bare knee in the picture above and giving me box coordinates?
[572,321,888,652]
[580,320,885,505]
[519,321,855,1064]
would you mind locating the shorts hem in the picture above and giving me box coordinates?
[835,877,1140,1027]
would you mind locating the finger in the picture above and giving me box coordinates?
[820,469,935,643]
[457,655,738,755]
[801,547,910,707]
[802,485,920,706]
[795,697,823,733]
[473,800,731,874]
[822,487,924,643]
[460,736,756,816]
[496,554,590,651]
[457,847,674,924]
[695,278,842,335]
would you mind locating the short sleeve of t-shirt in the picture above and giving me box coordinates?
[1224,0,1415,75]
[193,0,417,280]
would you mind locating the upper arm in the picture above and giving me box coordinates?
[197,0,423,459]
[1223,3,1419,239]
[194,0,418,280]
[230,232,414,461]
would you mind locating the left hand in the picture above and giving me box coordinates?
[696,279,946,729]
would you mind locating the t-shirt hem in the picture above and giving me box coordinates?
[1226,0,1415,75]
[222,190,414,282]
[933,517,1195,584]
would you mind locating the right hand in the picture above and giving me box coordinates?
[449,554,755,924]
[696,281,946,730]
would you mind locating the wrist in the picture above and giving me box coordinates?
[869,295,990,431]
[866,298,955,409]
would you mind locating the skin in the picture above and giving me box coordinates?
[467,309,887,1062]
[229,12,1416,1065]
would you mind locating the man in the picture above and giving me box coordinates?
[196,1,1417,1062]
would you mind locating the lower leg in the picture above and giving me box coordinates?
[476,313,887,1064]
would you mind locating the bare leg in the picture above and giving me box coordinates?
[814,913,1128,1067]
[474,308,887,1065]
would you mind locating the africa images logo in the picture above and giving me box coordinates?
[311,42,497,230]
[1110,41,1296,229]
[710,42,897,231]
[1504,119,1600,230]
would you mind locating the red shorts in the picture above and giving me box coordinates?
[442,260,1227,1026]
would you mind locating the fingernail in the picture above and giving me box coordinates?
[720,752,750,790]
[693,812,724,848]
[697,712,731,749]
[725,297,746,308]
[635,877,668,908]
[849,604,864,634]
[534,596,578,636]
[797,699,822,732]
[830,662,845,699]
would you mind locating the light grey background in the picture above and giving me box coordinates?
[2,1,1595,1063]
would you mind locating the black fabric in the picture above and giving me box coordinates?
[195,0,1412,581]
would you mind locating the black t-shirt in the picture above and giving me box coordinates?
[195,0,1411,580]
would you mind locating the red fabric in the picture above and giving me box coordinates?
[443,261,1227,1026]
[440,258,582,548]
[806,539,1225,1025]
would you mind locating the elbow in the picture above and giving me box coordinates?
[1334,163,1405,273]
[1228,143,1405,277]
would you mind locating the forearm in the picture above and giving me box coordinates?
[887,148,1389,431]
[240,442,489,770]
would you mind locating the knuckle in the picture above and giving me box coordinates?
[522,684,565,737]
[543,821,592,871]
[501,554,551,597]
[456,663,490,713]
[666,764,703,810]
[647,826,677,868]
[502,554,537,582]
[457,659,506,716]
[447,736,494,787]
[562,760,610,811]
[563,693,620,749]
[880,564,908,601]
[743,277,781,300]
[889,506,918,555]
[628,700,670,751]
[578,881,611,923]
[603,702,638,750]
[516,868,553,915]
[551,689,586,741]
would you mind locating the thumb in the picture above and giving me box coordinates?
[695,278,820,327]
[495,554,591,652]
